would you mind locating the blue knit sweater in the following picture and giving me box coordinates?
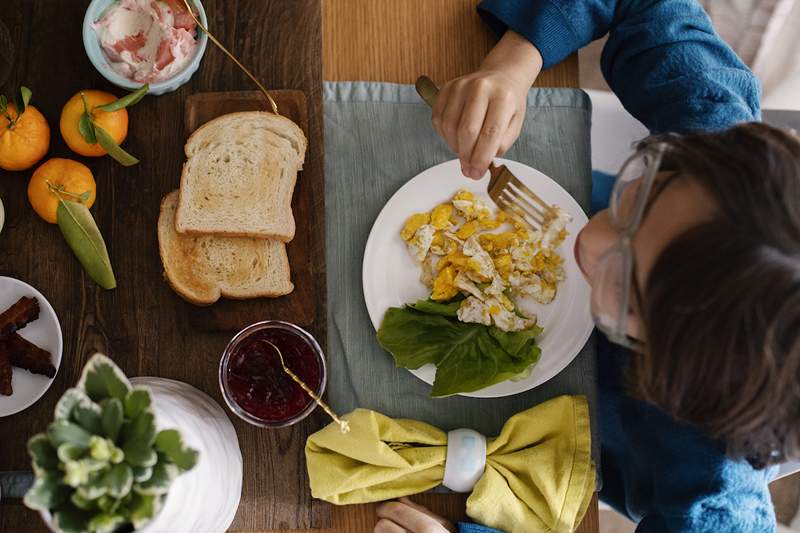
[453,1,774,532]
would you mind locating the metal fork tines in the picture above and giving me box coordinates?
[488,164,555,229]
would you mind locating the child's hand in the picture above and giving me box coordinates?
[374,497,457,533]
[430,31,543,180]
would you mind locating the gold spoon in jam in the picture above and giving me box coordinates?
[181,0,280,115]
[259,339,350,433]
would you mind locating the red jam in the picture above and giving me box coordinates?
[226,328,322,423]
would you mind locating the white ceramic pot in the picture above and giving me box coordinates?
[41,378,242,533]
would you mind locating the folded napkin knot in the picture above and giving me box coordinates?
[443,428,487,492]
[305,395,595,533]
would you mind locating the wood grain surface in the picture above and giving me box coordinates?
[182,90,315,332]
[0,0,328,531]
[322,0,579,88]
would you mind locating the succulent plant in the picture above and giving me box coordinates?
[24,354,199,533]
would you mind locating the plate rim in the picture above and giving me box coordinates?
[362,158,594,398]
[0,276,64,417]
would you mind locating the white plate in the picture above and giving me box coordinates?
[363,159,593,398]
[0,277,63,416]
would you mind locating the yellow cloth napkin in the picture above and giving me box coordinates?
[306,395,595,533]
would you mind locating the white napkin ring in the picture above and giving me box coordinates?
[442,428,487,493]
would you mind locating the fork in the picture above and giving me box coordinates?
[414,75,558,229]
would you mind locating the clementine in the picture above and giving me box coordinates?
[0,103,50,171]
[28,158,96,224]
[60,90,128,157]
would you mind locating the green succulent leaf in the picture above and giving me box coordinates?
[89,435,124,464]
[48,420,92,449]
[100,398,124,442]
[57,199,117,290]
[53,503,93,533]
[96,84,149,112]
[94,124,139,167]
[124,388,152,419]
[134,460,179,495]
[78,112,97,145]
[64,458,107,488]
[154,429,199,471]
[123,444,157,468]
[76,472,109,501]
[132,465,153,483]
[88,512,127,533]
[130,493,161,529]
[122,411,157,449]
[72,397,103,436]
[23,471,70,511]
[102,463,133,499]
[55,388,87,421]
[28,433,59,471]
[80,354,131,402]
[57,443,85,463]
[70,490,97,511]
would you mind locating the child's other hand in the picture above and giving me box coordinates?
[374,497,457,533]
[430,31,543,180]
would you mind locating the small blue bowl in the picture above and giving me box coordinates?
[83,0,208,95]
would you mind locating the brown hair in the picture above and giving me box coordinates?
[631,122,800,468]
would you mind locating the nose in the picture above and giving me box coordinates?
[574,209,619,284]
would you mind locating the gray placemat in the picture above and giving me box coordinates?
[323,81,598,463]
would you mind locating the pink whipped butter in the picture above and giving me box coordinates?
[93,0,199,83]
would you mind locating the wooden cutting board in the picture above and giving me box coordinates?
[182,90,315,332]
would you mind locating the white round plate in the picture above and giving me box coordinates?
[0,277,63,416]
[363,159,593,398]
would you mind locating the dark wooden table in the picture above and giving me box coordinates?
[0,1,328,531]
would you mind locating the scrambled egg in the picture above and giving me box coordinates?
[401,189,572,332]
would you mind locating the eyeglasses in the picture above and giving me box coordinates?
[591,144,667,351]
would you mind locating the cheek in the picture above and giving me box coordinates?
[575,209,619,286]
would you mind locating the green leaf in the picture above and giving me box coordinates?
[63,458,107,488]
[101,463,133,498]
[79,354,131,403]
[124,388,152,419]
[96,84,149,112]
[154,429,199,471]
[132,465,153,483]
[28,433,59,471]
[88,512,127,533]
[122,411,157,450]
[48,420,92,449]
[407,297,463,317]
[23,471,70,511]
[377,307,542,396]
[72,396,103,436]
[52,503,93,533]
[94,124,139,167]
[14,86,32,115]
[55,388,86,421]
[76,472,108,500]
[100,398,124,442]
[130,493,161,529]
[134,460,179,495]
[78,112,97,145]
[123,445,157,468]
[89,435,123,463]
[57,199,116,289]
[70,490,97,511]
[79,190,91,203]
[57,443,86,463]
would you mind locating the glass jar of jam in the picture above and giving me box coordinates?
[219,321,326,428]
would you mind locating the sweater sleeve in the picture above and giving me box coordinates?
[477,0,761,133]
[457,522,505,533]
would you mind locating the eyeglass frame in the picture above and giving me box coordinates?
[591,143,671,351]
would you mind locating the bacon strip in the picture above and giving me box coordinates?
[1,333,56,378]
[0,350,11,396]
[0,297,40,339]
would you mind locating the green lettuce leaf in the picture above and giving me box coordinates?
[377,302,542,397]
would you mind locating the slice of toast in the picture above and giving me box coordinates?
[174,111,307,242]
[158,191,294,305]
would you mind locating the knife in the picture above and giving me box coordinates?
[0,470,34,501]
